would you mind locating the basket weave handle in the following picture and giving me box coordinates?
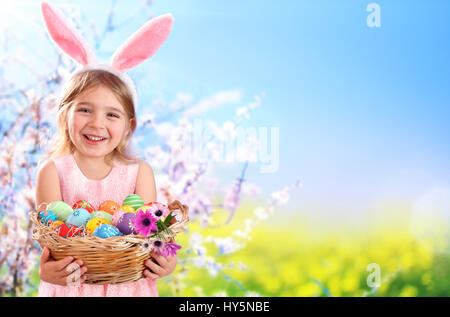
[168,200,189,222]
[167,200,189,235]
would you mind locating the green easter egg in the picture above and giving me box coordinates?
[90,210,113,223]
[122,194,144,210]
[47,201,73,222]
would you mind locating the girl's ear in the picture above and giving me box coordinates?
[41,1,97,66]
[110,13,174,72]
[129,117,137,135]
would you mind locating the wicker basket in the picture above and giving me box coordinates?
[30,200,189,285]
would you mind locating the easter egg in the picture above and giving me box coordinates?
[117,212,137,235]
[72,200,95,213]
[90,210,113,223]
[47,201,73,222]
[50,220,64,230]
[66,208,91,228]
[93,224,122,238]
[54,223,82,238]
[98,200,121,215]
[39,210,57,226]
[119,205,136,214]
[86,218,112,236]
[111,210,126,226]
[122,194,144,211]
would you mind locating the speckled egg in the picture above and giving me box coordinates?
[39,210,57,226]
[54,223,82,238]
[72,200,95,213]
[90,210,113,223]
[86,218,112,236]
[122,194,144,211]
[66,208,91,228]
[98,200,121,215]
[93,224,122,238]
[47,201,73,222]
[111,210,126,226]
[117,212,137,235]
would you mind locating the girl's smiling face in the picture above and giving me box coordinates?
[67,85,131,159]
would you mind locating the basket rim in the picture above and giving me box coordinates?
[30,199,189,246]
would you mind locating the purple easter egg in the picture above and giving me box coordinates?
[117,212,137,235]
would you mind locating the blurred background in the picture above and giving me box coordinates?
[0,0,449,296]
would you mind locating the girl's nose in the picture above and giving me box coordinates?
[88,113,105,128]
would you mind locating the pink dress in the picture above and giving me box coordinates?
[38,154,159,297]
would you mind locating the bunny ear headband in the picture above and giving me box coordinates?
[41,1,173,109]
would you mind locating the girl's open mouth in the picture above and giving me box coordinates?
[83,134,107,145]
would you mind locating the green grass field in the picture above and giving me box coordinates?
[156,205,450,297]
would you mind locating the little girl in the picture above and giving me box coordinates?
[34,2,176,296]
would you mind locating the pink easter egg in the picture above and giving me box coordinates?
[112,210,126,226]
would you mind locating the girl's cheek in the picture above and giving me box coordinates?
[112,121,126,136]
[68,115,83,134]
[109,121,128,139]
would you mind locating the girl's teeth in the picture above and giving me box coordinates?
[86,135,105,141]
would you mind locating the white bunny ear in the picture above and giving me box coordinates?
[110,13,174,72]
[41,1,96,66]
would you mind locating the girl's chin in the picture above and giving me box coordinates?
[76,141,119,158]
[77,142,109,156]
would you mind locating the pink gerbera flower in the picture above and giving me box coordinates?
[132,209,157,237]
[147,202,170,220]
[162,243,182,257]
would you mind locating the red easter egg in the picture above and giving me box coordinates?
[98,200,121,215]
[72,200,95,213]
[54,223,82,238]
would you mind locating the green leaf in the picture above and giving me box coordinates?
[164,211,176,226]
[156,219,166,232]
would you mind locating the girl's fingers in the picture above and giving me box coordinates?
[40,247,51,266]
[55,256,74,271]
[167,254,177,265]
[65,266,87,286]
[144,269,160,280]
[151,253,168,266]
[145,259,164,276]
[63,262,87,277]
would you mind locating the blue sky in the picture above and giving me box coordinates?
[147,0,450,219]
[2,0,450,224]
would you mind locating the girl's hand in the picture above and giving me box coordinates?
[39,247,88,286]
[144,252,177,280]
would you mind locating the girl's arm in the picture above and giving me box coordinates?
[35,160,62,212]
[135,160,157,203]
[35,160,88,285]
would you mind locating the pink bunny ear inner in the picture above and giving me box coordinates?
[110,14,174,72]
[41,1,96,66]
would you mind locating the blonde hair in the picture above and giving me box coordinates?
[45,69,138,166]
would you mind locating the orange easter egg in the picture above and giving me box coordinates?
[98,200,121,215]
[50,220,64,230]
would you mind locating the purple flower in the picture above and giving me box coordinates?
[132,209,157,237]
[152,240,165,255]
[162,243,182,257]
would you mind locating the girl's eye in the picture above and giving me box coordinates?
[78,108,90,113]
[108,113,120,118]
